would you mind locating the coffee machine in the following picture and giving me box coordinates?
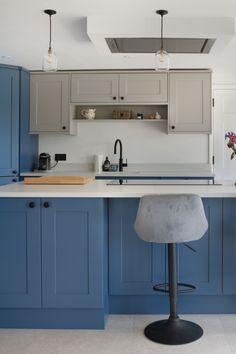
[38,153,51,170]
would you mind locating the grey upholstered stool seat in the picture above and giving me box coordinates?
[134,194,208,345]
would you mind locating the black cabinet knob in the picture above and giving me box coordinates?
[171,126,175,130]
[29,202,35,208]
[12,178,17,183]
[120,96,124,100]
[43,202,50,208]
[12,170,17,174]
[113,96,117,100]
[62,126,66,130]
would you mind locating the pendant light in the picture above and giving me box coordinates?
[155,10,169,71]
[43,9,58,72]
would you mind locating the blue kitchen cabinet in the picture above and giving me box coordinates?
[0,67,19,177]
[41,198,107,308]
[109,199,166,295]
[109,198,222,296]
[0,197,106,309]
[0,198,41,308]
[0,197,107,328]
[0,65,38,185]
[223,199,236,294]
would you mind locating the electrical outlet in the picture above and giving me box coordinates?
[55,154,67,162]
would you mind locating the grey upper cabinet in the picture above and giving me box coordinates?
[71,73,168,104]
[30,70,212,132]
[119,73,167,103]
[71,74,119,103]
[168,72,212,133]
[30,74,76,134]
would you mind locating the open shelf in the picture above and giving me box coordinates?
[71,104,168,121]
[75,119,167,122]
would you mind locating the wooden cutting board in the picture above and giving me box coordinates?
[24,176,95,185]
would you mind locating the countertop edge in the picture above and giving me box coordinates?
[0,181,236,198]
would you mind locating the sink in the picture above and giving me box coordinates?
[106,180,219,186]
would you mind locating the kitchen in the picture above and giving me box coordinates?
[1,0,236,353]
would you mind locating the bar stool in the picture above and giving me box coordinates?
[134,194,208,345]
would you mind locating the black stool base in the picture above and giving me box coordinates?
[144,317,203,345]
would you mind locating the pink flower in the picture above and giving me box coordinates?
[225,132,236,159]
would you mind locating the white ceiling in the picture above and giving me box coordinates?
[1,0,236,80]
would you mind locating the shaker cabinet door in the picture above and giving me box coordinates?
[178,198,222,295]
[168,72,212,133]
[109,199,166,295]
[30,74,70,133]
[41,198,106,308]
[0,67,19,175]
[71,73,119,103]
[119,73,168,103]
[223,199,236,294]
[0,198,41,308]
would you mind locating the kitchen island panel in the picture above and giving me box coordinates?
[178,198,222,295]
[0,195,236,328]
[109,199,166,295]
[223,199,236,294]
[109,198,222,297]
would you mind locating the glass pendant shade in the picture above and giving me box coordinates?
[43,49,58,72]
[155,49,170,71]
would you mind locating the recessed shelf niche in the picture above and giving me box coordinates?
[71,105,168,121]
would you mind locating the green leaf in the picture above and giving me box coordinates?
[231,152,236,160]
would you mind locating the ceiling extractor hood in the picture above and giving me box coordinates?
[87,16,235,58]
[105,38,216,54]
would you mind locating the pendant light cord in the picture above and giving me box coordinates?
[160,14,163,51]
[49,14,52,52]
[156,10,168,52]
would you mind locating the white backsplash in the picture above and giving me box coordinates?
[39,122,210,164]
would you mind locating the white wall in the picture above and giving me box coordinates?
[39,122,209,164]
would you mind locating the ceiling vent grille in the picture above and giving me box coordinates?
[105,38,216,54]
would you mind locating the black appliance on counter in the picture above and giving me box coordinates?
[38,153,51,170]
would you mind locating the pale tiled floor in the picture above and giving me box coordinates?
[0,315,236,354]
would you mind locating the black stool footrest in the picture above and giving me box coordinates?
[153,282,196,293]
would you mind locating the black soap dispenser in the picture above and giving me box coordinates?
[102,156,111,172]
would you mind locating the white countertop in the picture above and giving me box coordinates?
[0,180,236,198]
[21,163,214,179]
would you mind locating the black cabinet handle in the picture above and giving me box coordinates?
[43,202,50,208]
[12,170,17,174]
[62,126,66,130]
[171,126,175,130]
[120,96,124,100]
[113,96,117,100]
[29,202,35,208]
[12,178,17,183]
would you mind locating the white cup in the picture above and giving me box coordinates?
[81,109,96,120]
[94,154,103,173]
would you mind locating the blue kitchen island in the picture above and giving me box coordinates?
[0,180,235,328]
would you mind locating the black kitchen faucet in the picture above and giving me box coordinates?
[114,139,128,172]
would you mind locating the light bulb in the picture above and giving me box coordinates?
[46,52,53,64]
[155,49,169,71]
[43,49,58,72]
